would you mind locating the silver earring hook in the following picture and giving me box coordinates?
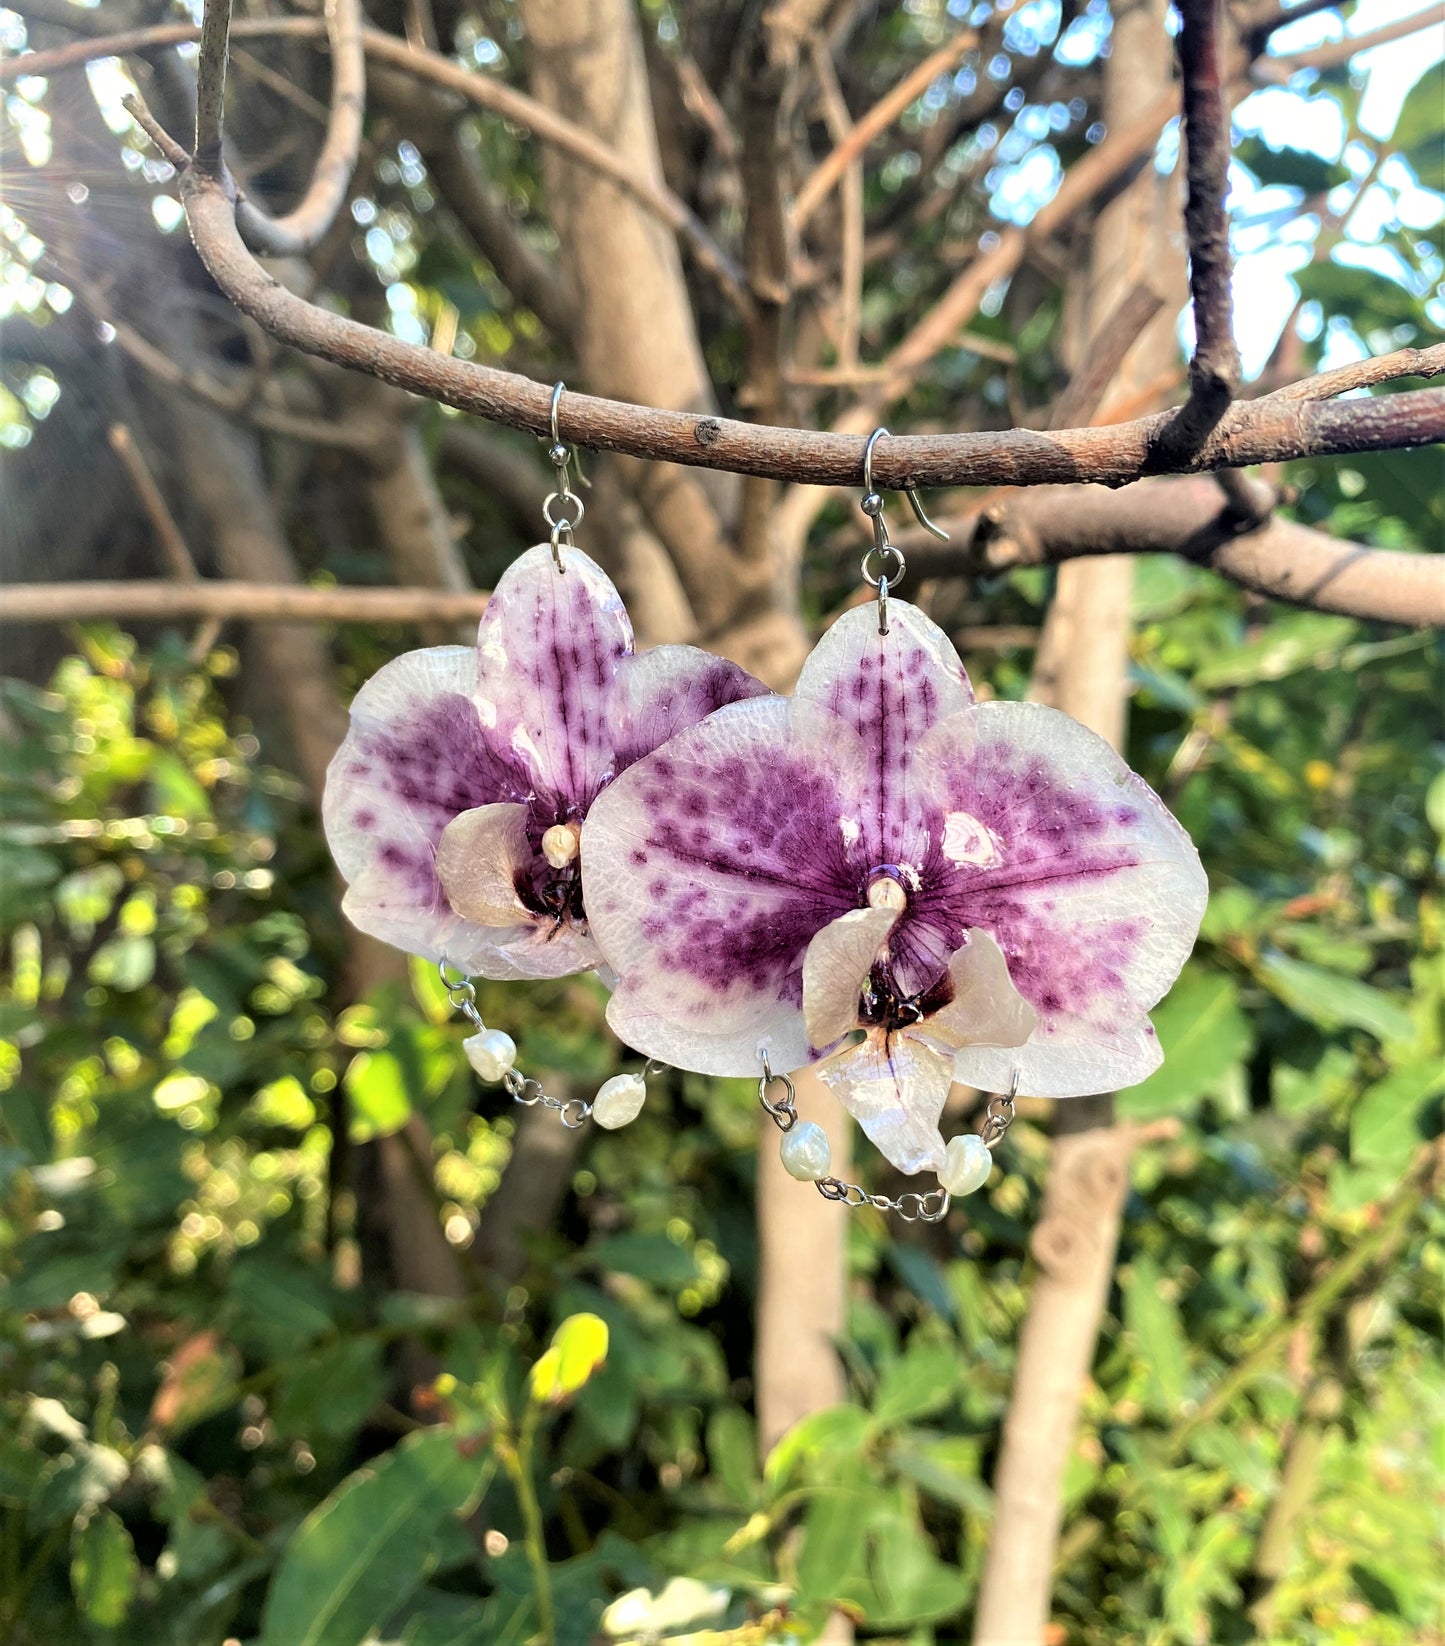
[541,380,586,569]
[860,428,950,542]
[859,428,952,637]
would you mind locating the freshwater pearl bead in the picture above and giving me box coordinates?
[780,1120,832,1181]
[464,1028,517,1082]
[939,1133,994,1197]
[592,1072,648,1130]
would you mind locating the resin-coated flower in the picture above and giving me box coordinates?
[582,599,1207,1172]
[322,544,768,979]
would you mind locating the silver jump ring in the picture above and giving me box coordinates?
[860,543,906,589]
[542,491,586,531]
[758,1054,797,1132]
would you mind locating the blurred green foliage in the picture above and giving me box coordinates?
[2,2,1444,1642]
[2,503,1441,1644]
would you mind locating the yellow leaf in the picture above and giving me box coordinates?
[527,1312,609,1406]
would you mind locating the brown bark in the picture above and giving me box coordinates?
[754,1067,852,1454]
[973,2,1184,1639]
[517,0,752,634]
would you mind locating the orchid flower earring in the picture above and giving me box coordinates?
[322,384,769,1127]
[581,430,1208,1214]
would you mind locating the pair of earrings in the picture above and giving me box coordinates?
[323,392,1207,1215]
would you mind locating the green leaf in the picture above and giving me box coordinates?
[1235,135,1349,195]
[871,1341,961,1428]
[1117,967,1253,1118]
[529,1313,610,1406]
[1123,1256,1190,1418]
[1257,953,1415,1044]
[258,1428,489,1646]
[797,1487,870,1606]
[1194,614,1356,690]
[71,1508,138,1628]
[1351,1062,1445,1171]
[763,1404,870,1489]
[584,1231,698,1288]
[343,1049,413,1141]
[707,1406,760,1507]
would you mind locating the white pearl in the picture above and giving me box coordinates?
[780,1120,832,1182]
[592,1072,647,1130]
[541,822,581,868]
[464,1028,517,1082]
[939,1133,994,1197]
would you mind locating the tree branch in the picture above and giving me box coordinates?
[3,13,749,314]
[906,474,1445,626]
[1164,0,1242,458]
[0,581,494,625]
[230,0,367,256]
[174,154,1445,486]
[1255,2,1445,80]
[790,29,976,231]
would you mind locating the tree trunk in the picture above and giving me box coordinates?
[972,1,1186,1638]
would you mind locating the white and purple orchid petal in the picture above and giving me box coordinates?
[794,600,974,871]
[802,905,900,1053]
[474,544,633,809]
[322,645,530,968]
[582,695,859,1051]
[436,803,533,928]
[814,1028,951,1174]
[918,699,1208,1096]
[913,928,1036,1053]
[462,915,604,983]
[952,1016,1163,1100]
[611,644,771,776]
[605,988,812,1080]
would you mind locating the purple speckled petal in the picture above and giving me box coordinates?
[794,600,974,871]
[605,989,812,1080]
[802,906,899,1052]
[917,700,1208,1097]
[582,695,860,1069]
[814,1029,952,1174]
[611,644,771,775]
[475,544,632,810]
[322,645,528,970]
[912,929,1035,1054]
[436,803,533,927]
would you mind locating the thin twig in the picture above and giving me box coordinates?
[194,0,233,169]
[1048,283,1167,430]
[807,36,864,370]
[1,14,749,315]
[1256,2,1445,80]
[1160,0,1242,460]
[791,30,977,230]
[0,582,494,625]
[120,92,190,169]
[231,0,366,256]
[107,426,200,582]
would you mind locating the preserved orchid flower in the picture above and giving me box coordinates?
[322,545,768,979]
[583,600,1207,1174]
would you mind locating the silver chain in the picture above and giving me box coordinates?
[757,1055,950,1223]
[816,1176,951,1223]
[438,960,592,1129]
